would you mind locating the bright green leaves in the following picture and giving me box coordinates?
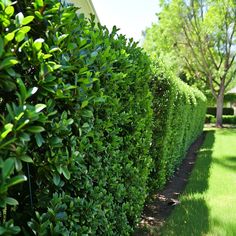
[15,13,34,26]
[4,32,15,42]
[4,5,14,16]
[0,1,154,235]
[34,0,44,8]
[35,104,46,113]
[33,38,44,51]
[0,57,19,70]
[15,26,31,42]
[149,64,206,190]
[1,123,13,139]
[21,16,34,25]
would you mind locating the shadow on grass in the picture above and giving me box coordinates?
[161,198,209,236]
[218,128,236,136]
[213,156,236,172]
[210,218,236,235]
[160,130,215,236]
[184,130,215,194]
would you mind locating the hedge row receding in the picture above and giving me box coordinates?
[0,1,153,235]
[150,63,207,190]
[0,1,206,235]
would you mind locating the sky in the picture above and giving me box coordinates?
[92,0,160,43]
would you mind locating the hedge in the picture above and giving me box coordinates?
[0,1,153,235]
[205,115,236,125]
[207,107,234,116]
[150,63,206,190]
[0,1,207,235]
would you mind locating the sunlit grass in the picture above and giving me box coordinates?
[161,129,236,236]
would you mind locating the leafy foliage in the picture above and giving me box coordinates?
[207,107,234,117]
[206,115,236,125]
[0,0,207,234]
[144,0,236,126]
[0,0,153,234]
[150,62,206,190]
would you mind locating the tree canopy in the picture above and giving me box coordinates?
[144,0,236,126]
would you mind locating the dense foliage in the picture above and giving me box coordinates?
[0,0,153,235]
[144,0,236,127]
[207,107,234,117]
[0,0,207,235]
[206,115,236,125]
[150,62,206,190]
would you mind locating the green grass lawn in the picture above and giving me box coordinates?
[161,128,236,236]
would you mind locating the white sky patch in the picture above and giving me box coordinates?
[92,0,160,43]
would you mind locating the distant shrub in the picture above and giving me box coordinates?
[205,115,236,125]
[222,115,236,124]
[149,63,206,190]
[0,0,153,235]
[205,114,215,123]
[207,107,234,116]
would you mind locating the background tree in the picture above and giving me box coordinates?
[144,0,236,127]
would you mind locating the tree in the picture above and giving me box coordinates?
[144,0,236,127]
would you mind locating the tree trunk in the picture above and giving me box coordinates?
[216,91,224,128]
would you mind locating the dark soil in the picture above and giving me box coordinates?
[134,132,206,236]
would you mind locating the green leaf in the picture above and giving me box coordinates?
[2,158,14,178]
[17,78,27,101]
[81,100,88,108]
[20,26,31,34]
[1,123,13,139]
[35,133,44,147]
[20,155,33,163]
[16,119,30,131]
[7,175,27,188]
[81,110,93,118]
[15,31,25,42]
[4,32,15,42]
[28,87,38,96]
[15,12,24,25]
[15,112,24,121]
[21,16,34,25]
[0,57,19,70]
[33,38,44,51]
[57,34,69,44]
[35,0,44,8]
[19,132,30,143]
[35,104,46,113]
[6,68,17,77]
[5,197,18,206]
[5,5,14,16]
[61,166,70,180]
[49,47,61,53]
[15,159,22,172]
[34,11,43,20]
[27,126,45,133]
[53,174,61,186]
[0,36,4,57]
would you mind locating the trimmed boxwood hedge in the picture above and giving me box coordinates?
[205,115,236,124]
[0,0,206,235]
[150,62,206,190]
[0,1,153,235]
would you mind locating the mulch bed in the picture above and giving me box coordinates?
[133,132,206,236]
